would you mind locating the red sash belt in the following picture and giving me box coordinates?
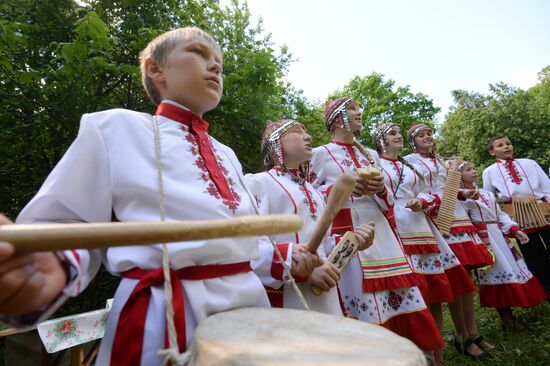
[110,261,251,366]
[472,222,489,245]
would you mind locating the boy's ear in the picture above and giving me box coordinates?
[144,58,165,83]
[489,148,495,156]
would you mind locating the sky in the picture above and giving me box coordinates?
[238,0,550,121]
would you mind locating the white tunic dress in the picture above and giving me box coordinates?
[462,189,547,307]
[245,168,342,315]
[482,158,550,232]
[379,157,454,303]
[310,142,443,351]
[11,105,270,366]
[405,153,492,270]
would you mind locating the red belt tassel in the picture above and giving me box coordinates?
[110,262,251,365]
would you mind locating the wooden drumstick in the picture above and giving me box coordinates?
[0,214,302,255]
[306,174,356,254]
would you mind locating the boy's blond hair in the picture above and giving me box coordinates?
[139,27,222,105]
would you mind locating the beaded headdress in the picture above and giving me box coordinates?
[262,119,306,171]
[457,160,474,172]
[372,122,399,153]
[324,97,356,134]
[407,123,432,149]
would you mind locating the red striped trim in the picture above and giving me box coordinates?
[507,225,521,237]
[345,146,361,168]
[376,186,392,208]
[323,145,345,173]
[444,264,476,297]
[112,262,251,366]
[416,158,434,189]
[401,243,440,255]
[472,223,490,245]
[70,250,80,265]
[380,308,444,351]
[362,271,419,293]
[523,225,550,234]
[265,287,284,308]
[267,172,300,243]
[157,102,234,201]
[420,272,454,304]
[449,224,477,235]
[479,276,547,308]
[448,241,493,269]
[331,208,353,235]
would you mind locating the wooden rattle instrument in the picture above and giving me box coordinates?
[435,160,461,236]
[311,231,361,296]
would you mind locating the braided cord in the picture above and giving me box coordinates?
[153,116,190,366]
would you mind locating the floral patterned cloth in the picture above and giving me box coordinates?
[37,299,112,353]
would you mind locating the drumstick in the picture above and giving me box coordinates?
[0,214,302,255]
[306,174,356,254]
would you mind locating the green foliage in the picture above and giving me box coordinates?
[329,72,440,151]
[0,2,318,358]
[276,87,328,148]
[438,67,550,175]
[0,0,312,218]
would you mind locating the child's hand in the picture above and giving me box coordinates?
[405,199,424,212]
[354,222,375,251]
[516,230,529,244]
[461,189,479,200]
[0,215,67,315]
[308,261,340,292]
[363,175,386,195]
[291,243,323,278]
[352,177,368,197]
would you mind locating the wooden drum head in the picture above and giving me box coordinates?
[189,307,426,366]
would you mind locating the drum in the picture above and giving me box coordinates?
[188,307,426,365]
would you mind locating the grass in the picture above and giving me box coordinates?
[441,299,550,365]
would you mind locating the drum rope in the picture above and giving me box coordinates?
[152,116,309,366]
[153,116,192,366]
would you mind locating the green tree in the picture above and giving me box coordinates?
[0,0,303,220]
[276,87,327,148]
[329,72,440,150]
[438,68,550,173]
[0,0,317,334]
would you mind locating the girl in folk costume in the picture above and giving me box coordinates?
[404,124,495,359]
[373,123,464,365]
[460,161,547,329]
[483,136,550,296]
[0,28,321,366]
[309,98,443,353]
[245,120,375,314]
